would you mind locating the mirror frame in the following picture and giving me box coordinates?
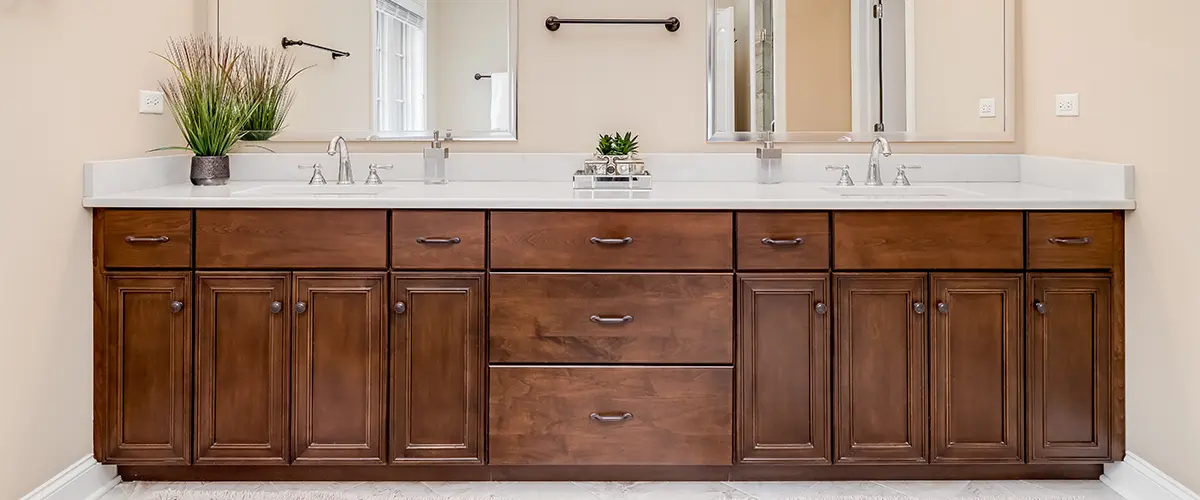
[706,0,1016,143]
[209,0,519,142]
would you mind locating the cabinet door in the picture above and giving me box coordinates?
[391,274,485,465]
[737,274,831,465]
[101,273,192,465]
[293,273,388,465]
[930,274,1023,464]
[195,273,290,465]
[1028,274,1112,463]
[834,273,928,464]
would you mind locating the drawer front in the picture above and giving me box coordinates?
[489,366,733,465]
[392,211,486,270]
[490,212,733,270]
[1028,212,1117,269]
[833,212,1023,270]
[196,210,387,269]
[737,212,830,270]
[489,274,734,364]
[102,210,192,268]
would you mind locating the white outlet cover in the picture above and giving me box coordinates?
[1056,93,1080,117]
[979,98,997,118]
[139,90,165,114]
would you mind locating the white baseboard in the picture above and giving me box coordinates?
[1103,452,1200,500]
[19,455,120,500]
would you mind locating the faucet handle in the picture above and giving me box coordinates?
[299,164,327,185]
[365,164,393,185]
[826,164,854,187]
[892,164,922,186]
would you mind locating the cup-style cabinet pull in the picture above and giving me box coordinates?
[416,237,462,245]
[125,236,170,244]
[590,315,634,325]
[1034,301,1048,315]
[590,237,634,245]
[814,302,828,315]
[913,302,927,315]
[295,301,307,314]
[394,302,407,314]
[937,302,949,314]
[270,301,283,314]
[590,412,633,423]
[169,301,184,313]
[761,237,805,246]
[1048,237,1093,245]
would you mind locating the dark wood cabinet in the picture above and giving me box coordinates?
[930,274,1024,464]
[736,274,831,465]
[834,273,928,465]
[100,273,192,465]
[1028,274,1112,463]
[390,274,486,464]
[292,273,388,465]
[194,274,290,465]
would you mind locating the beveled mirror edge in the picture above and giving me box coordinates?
[208,0,519,143]
[706,0,1017,144]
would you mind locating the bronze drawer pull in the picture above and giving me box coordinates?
[1048,237,1092,245]
[125,236,170,244]
[762,237,805,246]
[590,315,634,325]
[590,237,633,245]
[590,412,633,422]
[416,237,462,245]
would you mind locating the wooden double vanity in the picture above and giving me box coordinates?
[91,208,1124,481]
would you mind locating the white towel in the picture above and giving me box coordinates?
[489,72,512,131]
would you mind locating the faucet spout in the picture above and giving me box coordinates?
[327,136,353,185]
[866,136,892,187]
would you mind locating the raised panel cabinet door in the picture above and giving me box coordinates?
[101,272,192,465]
[391,274,485,465]
[293,273,388,465]
[834,273,928,465]
[930,274,1024,464]
[194,273,290,465]
[737,274,831,465]
[1028,274,1112,463]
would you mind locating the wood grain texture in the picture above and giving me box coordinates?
[489,367,734,465]
[102,209,193,268]
[1027,212,1117,269]
[194,273,290,465]
[391,274,486,465]
[489,273,734,364]
[1027,274,1112,463]
[102,272,192,465]
[489,211,733,270]
[736,213,831,270]
[392,211,487,270]
[930,273,1024,464]
[834,273,928,465]
[736,274,831,465]
[292,273,388,465]
[1110,214,1126,462]
[93,211,108,461]
[196,210,387,269]
[833,212,1023,270]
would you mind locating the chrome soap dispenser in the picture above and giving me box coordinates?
[756,132,783,184]
[424,130,450,185]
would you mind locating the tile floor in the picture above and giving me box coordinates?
[101,480,1128,499]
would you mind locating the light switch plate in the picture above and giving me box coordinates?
[139,90,165,114]
[979,98,997,118]
[1056,93,1080,117]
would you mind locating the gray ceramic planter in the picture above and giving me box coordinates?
[191,156,230,186]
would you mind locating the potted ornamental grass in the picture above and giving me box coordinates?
[587,131,645,175]
[239,46,310,141]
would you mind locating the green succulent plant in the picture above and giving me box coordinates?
[597,131,640,156]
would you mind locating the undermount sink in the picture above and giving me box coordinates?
[821,186,983,198]
[232,185,397,197]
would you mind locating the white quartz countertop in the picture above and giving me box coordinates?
[81,180,1135,210]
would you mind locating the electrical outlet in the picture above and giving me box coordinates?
[139,90,165,114]
[979,98,997,118]
[1056,93,1080,117]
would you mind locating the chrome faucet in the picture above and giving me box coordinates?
[327,136,353,185]
[866,136,892,187]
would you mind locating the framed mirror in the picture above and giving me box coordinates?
[707,0,1015,142]
[216,0,518,141]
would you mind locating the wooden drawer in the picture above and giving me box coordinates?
[490,212,733,270]
[833,212,1023,270]
[1028,212,1118,269]
[392,211,486,270]
[196,210,387,268]
[101,210,192,268]
[489,274,733,364]
[489,366,733,465]
[736,212,830,270]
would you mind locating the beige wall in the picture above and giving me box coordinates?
[0,1,195,498]
[785,0,851,132]
[913,0,1007,135]
[1022,0,1200,491]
